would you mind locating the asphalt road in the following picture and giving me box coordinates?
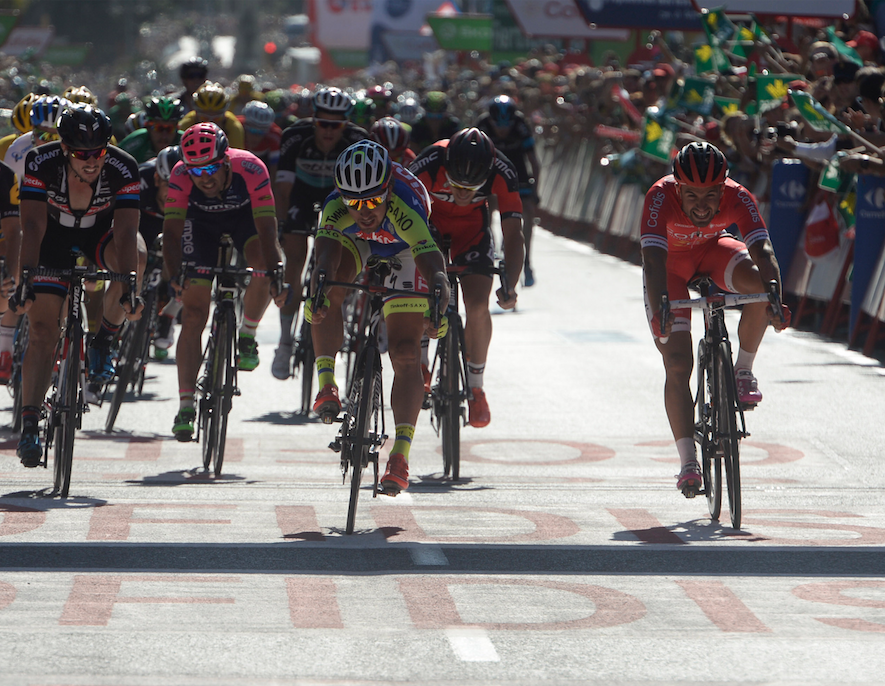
[1,227,884,686]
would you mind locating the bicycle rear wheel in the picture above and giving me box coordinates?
[212,309,237,477]
[10,316,29,434]
[53,333,81,497]
[715,341,741,528]
[439,321,463,480]
[105,309,149,432]
[695,340,721,520]
[294,318,314,415]
[202,309,234,476]
[345,346,379,534]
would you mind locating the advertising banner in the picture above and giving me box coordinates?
[427,15,493,51]
[689,0,856,18]
[505,0,629,39]
[768,159,810,282]
[851,174,885,337]
[314,0,373,50]
[573,0,698,31]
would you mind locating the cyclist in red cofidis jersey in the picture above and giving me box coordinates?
[640,142,790,495]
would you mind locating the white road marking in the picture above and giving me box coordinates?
[446,627,500,662]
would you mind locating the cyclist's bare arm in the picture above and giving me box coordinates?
[309,233,344,324]
[0,215,21,290]
[746,239,787,330]
[162,217,185,292]
[415,250,450,317]
[273,179,292,226]
[641,245,672,336]
[13,199,48,314]
[499,215,524,308]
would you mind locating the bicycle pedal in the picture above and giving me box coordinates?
[681,485,700,499]
[328,438,341,452]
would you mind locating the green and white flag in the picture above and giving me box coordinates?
[818,152,853,193]
[756,74,797,114]
[825,27,863,67]
[679,77,716,116]
[789,89,851,134]
[639,110,676,163]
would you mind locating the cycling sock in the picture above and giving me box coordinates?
[178,389,195,411]
[420,335,429,367]
[0,324,14,355]
[21,405,40,433]
[239,316,259,338]
[391,423,415,462]
[676,437,697,467]
[95,318,121,349]
[279,313,295,345]
[734,348,756,373]
[467,362,485,389]
[316,356,336,388]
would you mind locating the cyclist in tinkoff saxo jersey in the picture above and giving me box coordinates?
[163,122,287,442]
[309,140,449,495]
[641,142,790,495]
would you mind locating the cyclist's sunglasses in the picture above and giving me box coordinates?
[68,147,108,161]
[148,122,177,134]
[446,172,485,192]
[187,162,222,177]
[342,189,388,210]
[245,126,269,136]
[315,118,346,130]
[36,130,59,143]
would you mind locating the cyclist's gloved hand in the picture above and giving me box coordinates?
[9,282,35,314]
[120,292,145,320]
[651,309,670,342]
[769,303,791,331]
[424,312,448,339]
[304,294,331,324]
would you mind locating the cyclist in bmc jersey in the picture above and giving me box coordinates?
[475,95,542,286]
[163,123,285,442]
[310,140,449,494]
[13,105,145,466]
[409,128,523,429]
[641,142,790,494]
[271,87,368,380]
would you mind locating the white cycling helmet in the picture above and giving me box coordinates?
[334,140,392,199]
[312,86,354,117]
[242,100,274,130]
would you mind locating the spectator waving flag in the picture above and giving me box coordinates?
[789,89,851,134]
[638,109,676,163]
[825,27,863,67]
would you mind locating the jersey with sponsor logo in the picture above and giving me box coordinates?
[164,147,276,222]
[275,119,368,232]
[408,140,522,250]
[318,161,436,259]
[0,159,20,221]
[138,158,164,246]
[237,117,283,168]
[639,176,769,253]
[474,111,536,184]
[5,132,37,186]
[20,142,140,231]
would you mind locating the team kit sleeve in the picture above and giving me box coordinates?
[0,164,19,219]
[232,153,276,219]
[726,183,770,247]
[110,149,142,210]
[163,162,193,220]
[490,155,523,219]
[639,182,670,252]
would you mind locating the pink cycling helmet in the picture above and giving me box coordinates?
[180,121,229,166]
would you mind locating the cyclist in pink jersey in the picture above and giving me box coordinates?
[640,142,790,494]
[163,122,286,441]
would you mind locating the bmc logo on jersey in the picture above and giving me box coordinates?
[492,156,516,181]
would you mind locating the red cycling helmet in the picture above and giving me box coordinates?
[180,122,229,166]
[672,142,728,187]
[370,117,410,157]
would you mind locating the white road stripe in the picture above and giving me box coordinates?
[446,627,500,662]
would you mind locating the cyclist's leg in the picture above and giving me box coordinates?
[383,309,426,492]
[174,280,211,437]
[279,230,308,324]
[18,289,65,465]
[310,237,360,414]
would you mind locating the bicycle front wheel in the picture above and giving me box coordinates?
[440,321,462,480]
[715,341,741,529]
[54,334,81,497]
[345,346,380,535]
[10,316,29,434]
[202,309,235,477]
[296,319,314,415]
[695,339,721,520]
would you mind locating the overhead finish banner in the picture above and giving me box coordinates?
[573,0,699,31]
[505,0,630,39]
[690,0,856,18]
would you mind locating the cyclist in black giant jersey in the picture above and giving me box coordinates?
[13,105,145,467]
[475,96,542,286]
[271,87,368,380]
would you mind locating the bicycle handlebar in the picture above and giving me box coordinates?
[666,280,785,324]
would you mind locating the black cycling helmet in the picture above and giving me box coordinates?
[155,145,182,182]
[179,56,208,79]
[144,96,184,123]
[672,142,728,187]
[57,105,113,149]
[444,127,496,187]
[489,95,517,126]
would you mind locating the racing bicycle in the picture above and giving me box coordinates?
[663,277,783,529]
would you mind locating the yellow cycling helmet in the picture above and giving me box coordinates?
[194,82,229,114]
[12,93,37,134]
[63,85,98,106]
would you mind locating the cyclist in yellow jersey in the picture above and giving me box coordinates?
[0,94,36,162]
[178,82,245,149]
[310,140,449,494]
